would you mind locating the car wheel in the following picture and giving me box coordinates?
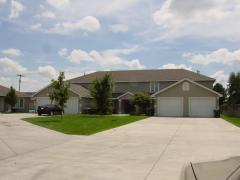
[38,113,41,116]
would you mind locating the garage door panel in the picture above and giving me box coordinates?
[189,97,216,117]
[36,97,79,114]
[157,97,183,117]
[64,98,79,114]
[36,97,51,110]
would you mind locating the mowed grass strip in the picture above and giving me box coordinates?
[23,115,148,135]
[221,114,240,127]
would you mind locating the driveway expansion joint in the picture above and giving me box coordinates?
[144,118,185,180]
[0,137,18,158]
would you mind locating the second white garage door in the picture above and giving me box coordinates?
[64,97,79,114]
[157,97,183,117]
[189,97,216,117]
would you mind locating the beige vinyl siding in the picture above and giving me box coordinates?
[79,81,212,94]
[196,81,214,89]
[80,81,177,94]
[114,82,149,93]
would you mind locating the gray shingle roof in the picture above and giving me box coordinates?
[18,92,35,97]
[69,84,90,97]
[0,85,10,96]
[0,84,34,97]
[69,69,215,83]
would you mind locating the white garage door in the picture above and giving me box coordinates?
[64,98,79,114]
[189,97,216,117]
[157,97,183,117]
[36,97,51,110]
[36,97,79,114]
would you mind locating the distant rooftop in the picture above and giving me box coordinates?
[0,84,35,97]
[69,69,215,83]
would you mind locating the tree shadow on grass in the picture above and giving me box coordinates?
[35,119,61,123]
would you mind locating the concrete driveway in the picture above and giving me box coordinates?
[0,114,240,180]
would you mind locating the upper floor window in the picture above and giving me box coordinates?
[149,81,160,93]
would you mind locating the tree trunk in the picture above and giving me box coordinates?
[61,106,63,120]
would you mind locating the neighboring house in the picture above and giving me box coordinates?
[0,85,35,112]
[33,69,222,117]
[32,84,91,114]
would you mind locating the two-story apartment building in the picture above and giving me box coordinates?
[33,69,221,117]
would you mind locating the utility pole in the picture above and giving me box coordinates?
[17,74,24,92]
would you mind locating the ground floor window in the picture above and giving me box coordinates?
[14,98,25,109]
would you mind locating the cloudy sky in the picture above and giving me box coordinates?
[0,0,239,91]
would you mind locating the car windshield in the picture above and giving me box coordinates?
[42,104,55,108]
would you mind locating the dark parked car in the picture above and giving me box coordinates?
[82,107,97,114]
[37,104,63,116]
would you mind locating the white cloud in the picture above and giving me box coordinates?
[184,48,240,65]
[0,75,47,92]
[31,23,42,30]
[40,11,56,19]
[47,0,140,19]
[66,47,145,70]
[9,0,24,19]
[21,77,38,84]
[64,71,83,80]
[68,49,92,63]
[152,0,240,40]
[0,0,6,4]
[48,16,101,34]
[123,59,145,70]
[210,70,229,88]
[46,0,69,9]
[1,48,23,57]
[0,77,11,87]
[0,57,27,73]
[109,24,129,33]
[38,65,58,79]
[103,46,138,55]
[159,63,192,70]
[58,48,68,57]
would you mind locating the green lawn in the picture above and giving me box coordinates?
[23,115,148,135]
[221,114,240,127]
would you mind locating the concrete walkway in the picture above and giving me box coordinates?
[0,114,240,180]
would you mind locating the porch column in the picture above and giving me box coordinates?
[153,98,157,116]
[118,99,122,114]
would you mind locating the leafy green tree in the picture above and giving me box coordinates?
[50,72,70,117]
[133,92,151,114]
[48,88,55,104]
[213,83,226,106]
[5,86,18,112]
[90,73,114,114]
[227,72,240,105]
